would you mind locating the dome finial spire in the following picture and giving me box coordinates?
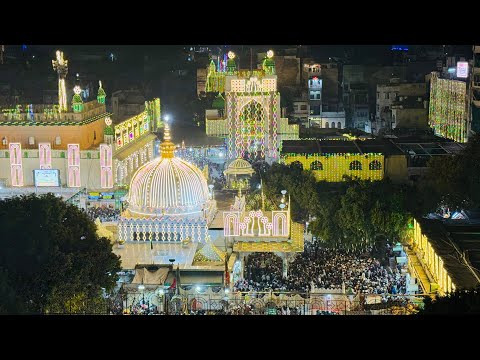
[164,121,171,141]
[160,120,175,158]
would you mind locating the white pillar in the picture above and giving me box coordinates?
[282,253,288,278]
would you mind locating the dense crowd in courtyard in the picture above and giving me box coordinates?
[234,240,407,295]
[86,206,121,222]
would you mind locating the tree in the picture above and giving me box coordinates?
[263,162,320,222]
[309,179,410,251]
[419,290,480,314]
[0,194,121,314]
[418,134,480,213]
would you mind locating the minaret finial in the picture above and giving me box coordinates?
[164,121,171,141]
[160,120,175,158]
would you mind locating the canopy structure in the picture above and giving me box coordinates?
[224,158,255,190]
[193,241,226,263]
[131,266,170,285]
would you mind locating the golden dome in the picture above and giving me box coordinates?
[127,124,209,217]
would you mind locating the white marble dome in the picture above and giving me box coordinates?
[224,158,255,176]
[127,156,209,217]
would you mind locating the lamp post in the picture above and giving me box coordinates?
[208,184,214,200]
[138,283,145,314]
[156,288,165,314]
[224,245,233,290]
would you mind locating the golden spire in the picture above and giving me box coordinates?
[160,121,175,158]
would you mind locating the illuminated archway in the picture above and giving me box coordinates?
[238,100,266,159]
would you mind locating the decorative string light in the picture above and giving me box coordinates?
[429,73,467,143]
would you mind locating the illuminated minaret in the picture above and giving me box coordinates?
[52,50,68,112]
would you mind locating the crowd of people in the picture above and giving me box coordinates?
[234,240,407,295]
[86,206,121,222]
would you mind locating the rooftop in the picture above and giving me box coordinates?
[0,101,108,126]
[416,218,480,290]
[281,138,404,156]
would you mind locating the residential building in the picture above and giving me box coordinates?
[372,81,426,134]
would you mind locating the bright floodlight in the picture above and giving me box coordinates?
[196,286,201,292]
[228,51,235,59]
[105,116,112,126]
[281,190,287,195]
[164,114,170,122]
[159,289,164,295]
[225,288,230,294]
[73,85,82,95]
[138,284,145,291]
[267,50,274,59]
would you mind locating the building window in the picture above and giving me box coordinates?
[349,160,362,170]
[377,92,379,99]
[331,122,336,128]
[369,160,382,170]
[385,92,389,99]
[310,92,315,100]
[316,93,321,100]
[337,122,342,129]
[94,131,97,141]
[291,161,303,170]
[300,105,307,111]
[310,160,323,170]
[325,122,329,129]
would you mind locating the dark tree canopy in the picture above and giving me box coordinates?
[0,194,121,314]
[419,290,480,314]
[418,134,480,213]
[309,179,410,251]
[262,162,320,222]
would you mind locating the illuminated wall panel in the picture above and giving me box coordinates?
[262,78,277,92]
[67,144,81,187]
[282,153,384,182]
[428,73,468,143]
[9,143,23,186]
[38,142,52,169]
[100,143,113,188]
[114,112,149,150]
[231,79,246,92]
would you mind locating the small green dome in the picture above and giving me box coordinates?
[98,87,106,97]
[212,93,225,110]
[104,126,114,136]
[227,59,236,67]
[264,58,275,67]
[72,94,83,104]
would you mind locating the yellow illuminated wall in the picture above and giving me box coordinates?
[282,153,384,182]
[384,155,408,183]
[412,219,455,295]
[114,112,149,151]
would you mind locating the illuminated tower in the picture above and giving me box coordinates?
[52,50,68,112]
[205,50,299,163]
[71,86,84,113]
[0,45,4,65]
[97,80,106,104]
